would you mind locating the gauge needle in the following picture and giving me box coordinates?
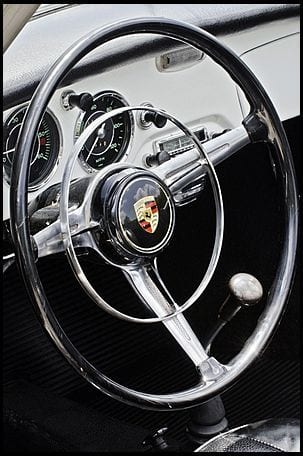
[85,125,106,162]
[86,136,99,162]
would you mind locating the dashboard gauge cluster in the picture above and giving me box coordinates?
[74,91,134,172]
[3,91,134,194]
[3,106,61,191]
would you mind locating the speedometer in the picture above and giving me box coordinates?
[3,106,61,191]
[75,91,134,172]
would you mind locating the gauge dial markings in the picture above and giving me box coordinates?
[3,106,61,190]
[76,91,134,172]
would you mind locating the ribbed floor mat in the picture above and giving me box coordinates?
[68,357,300,447]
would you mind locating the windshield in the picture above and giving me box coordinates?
[33,4,78,19]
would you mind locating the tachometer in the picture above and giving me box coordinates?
[75,91,134,172]
[3,106,61,191]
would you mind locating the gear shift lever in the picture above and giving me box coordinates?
[228,273,263,306]
[186,274,263,447]
[206,273,263,354]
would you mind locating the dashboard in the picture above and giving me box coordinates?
[3,10,300,221]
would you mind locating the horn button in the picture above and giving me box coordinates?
[107,174,175,257]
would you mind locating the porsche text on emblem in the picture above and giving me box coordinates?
[134,196,159,233]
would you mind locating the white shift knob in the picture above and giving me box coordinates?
[228,273,263,306]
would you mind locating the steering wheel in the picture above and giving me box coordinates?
[10,18,298,410]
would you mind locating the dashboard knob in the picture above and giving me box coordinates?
[143,111,167,128]
[61,90,94,111]
[68,92,94,111]
[145,150,171,167]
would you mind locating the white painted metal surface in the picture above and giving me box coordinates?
[3,16,300,220]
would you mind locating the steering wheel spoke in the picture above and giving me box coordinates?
[205,124,251,166]
[33,208,99,258]
[154,124,250,206]
[123,260,221,375]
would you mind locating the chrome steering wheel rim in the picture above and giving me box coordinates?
[10,18,298,410]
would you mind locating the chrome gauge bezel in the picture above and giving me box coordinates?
[3,102,63,192]
[74,90,134,174]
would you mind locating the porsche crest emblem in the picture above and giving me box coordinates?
[134,196,159,234]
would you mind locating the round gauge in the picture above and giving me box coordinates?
[75,91,134,172]
[3,106,61,191]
